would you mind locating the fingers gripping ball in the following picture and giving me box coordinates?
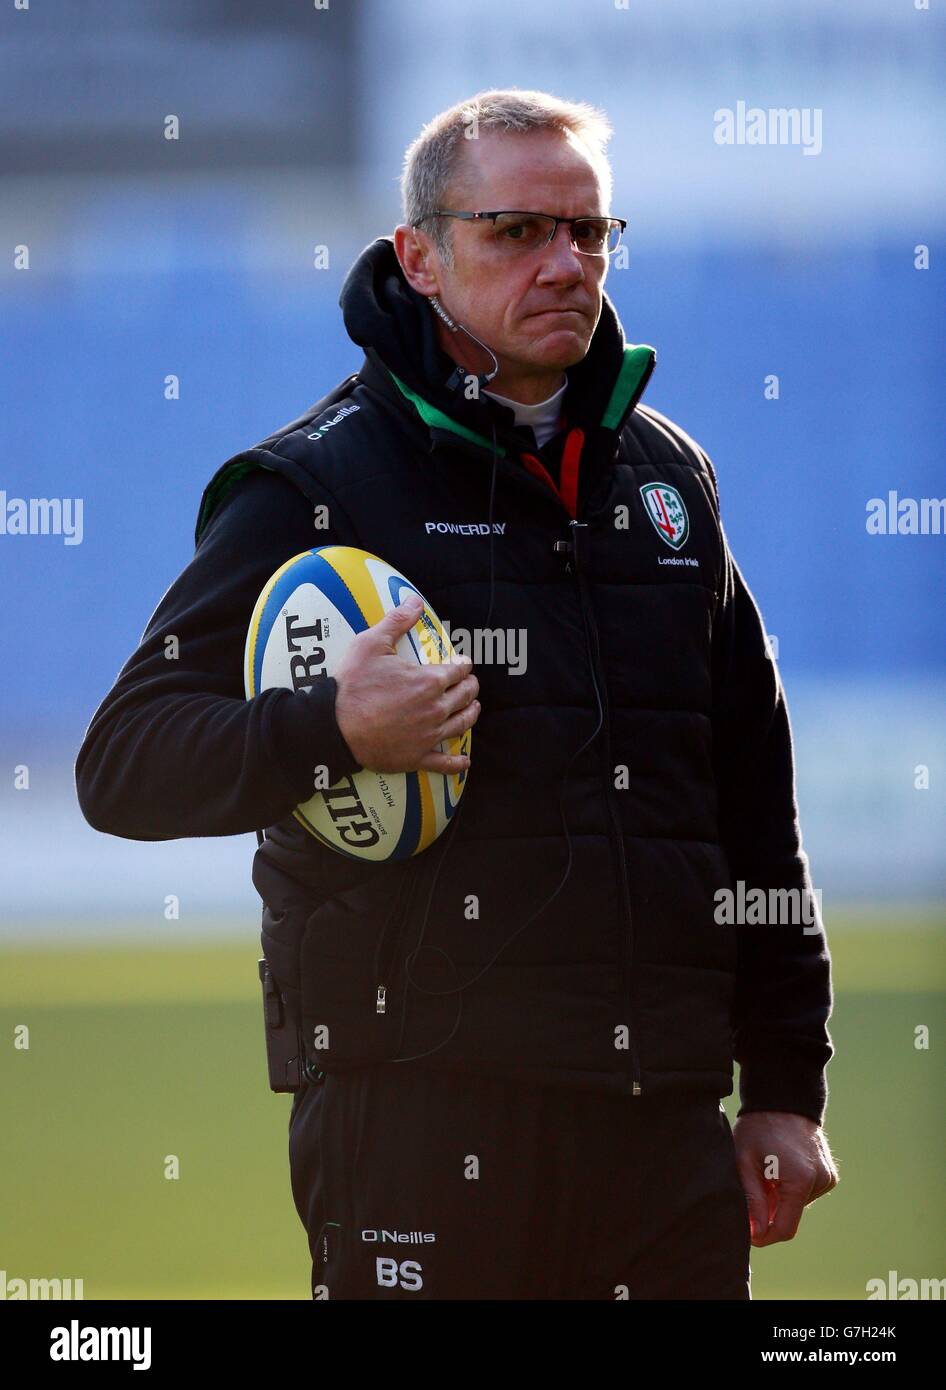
[244,546,470,860]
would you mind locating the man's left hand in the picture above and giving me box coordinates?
[732,1111,839,1247]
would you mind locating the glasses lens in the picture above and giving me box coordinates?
[491,212,556,251]
[572,219,621,255]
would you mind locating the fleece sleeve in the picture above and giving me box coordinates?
[74,466,361,841]
[709,515,835,1127]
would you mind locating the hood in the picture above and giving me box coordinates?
[339,236,656,476]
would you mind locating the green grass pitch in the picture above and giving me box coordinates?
[1,909,943,1300]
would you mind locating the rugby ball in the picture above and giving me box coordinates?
[244,545,470,861]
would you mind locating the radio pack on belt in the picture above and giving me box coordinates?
[258,958,308,1092]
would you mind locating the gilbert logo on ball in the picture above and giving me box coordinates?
[244,546,470,861]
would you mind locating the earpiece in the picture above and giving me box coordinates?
[427,295,500,388]
[429,295,459,333]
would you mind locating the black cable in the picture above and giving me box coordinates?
[393,419,605,1063]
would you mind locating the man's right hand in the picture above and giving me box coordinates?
[333,595,480,775]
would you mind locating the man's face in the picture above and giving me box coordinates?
[403,129,611,398]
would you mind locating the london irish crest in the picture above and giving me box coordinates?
[640,483,690,550]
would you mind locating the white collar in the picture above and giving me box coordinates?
[483,379,568,448]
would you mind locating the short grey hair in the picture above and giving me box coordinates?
[401,88,614,266]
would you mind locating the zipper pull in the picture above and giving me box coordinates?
[376,984,387,1015]
[552,538,573,573]
[554,520,588,575]
[568,519,589,574]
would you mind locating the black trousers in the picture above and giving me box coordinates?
[288,1064,752,1300]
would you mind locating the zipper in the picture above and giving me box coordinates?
[374,855,426,1018]
[562,517,643,1096]
[387,356,654,1091]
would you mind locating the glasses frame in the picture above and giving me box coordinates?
[414,209,627,257]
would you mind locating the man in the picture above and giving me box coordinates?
[76,89,838,1300]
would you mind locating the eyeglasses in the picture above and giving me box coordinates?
[414,210,627,257]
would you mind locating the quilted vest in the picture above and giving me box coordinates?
[197,257,734,1103]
